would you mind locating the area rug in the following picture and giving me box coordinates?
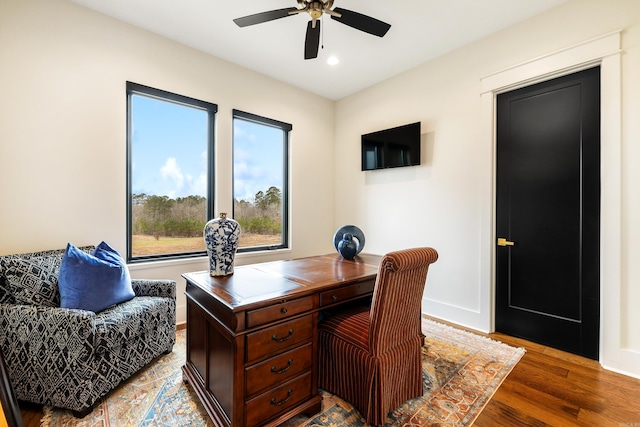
[41,318,524,427]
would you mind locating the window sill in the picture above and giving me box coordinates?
[127,247,292,272]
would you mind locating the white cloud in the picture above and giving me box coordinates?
[160,157,184,191]
[193,172,207,196]
[234,125,257,142]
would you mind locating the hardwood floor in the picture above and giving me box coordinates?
[474,331,640,427]
[18,327,640,427]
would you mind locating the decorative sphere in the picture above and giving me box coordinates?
[338,233,357,260]
[333,225,365,257]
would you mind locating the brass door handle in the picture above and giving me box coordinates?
[497,238,515,247]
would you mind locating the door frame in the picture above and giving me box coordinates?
[479,31,626,370]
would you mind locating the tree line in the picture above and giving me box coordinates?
[132,187,282,239]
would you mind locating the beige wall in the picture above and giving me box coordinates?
[334,0,640,377]
[0,0,336,326]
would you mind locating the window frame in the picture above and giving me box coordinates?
[232,109,291,253]
[126,81,218,263]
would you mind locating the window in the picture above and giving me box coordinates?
[126,82,217,261]
[233,110,290,251]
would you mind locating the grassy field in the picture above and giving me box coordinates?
[132,233,281,256]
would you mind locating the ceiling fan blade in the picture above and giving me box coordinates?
[330,7,391,37]
[304,20,321,60]
[233,7,299,27]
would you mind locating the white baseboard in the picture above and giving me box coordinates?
[422,298,490,334]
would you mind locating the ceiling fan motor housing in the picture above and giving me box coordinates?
[299,0,334,18]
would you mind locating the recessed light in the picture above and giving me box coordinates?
[327,56,339,66]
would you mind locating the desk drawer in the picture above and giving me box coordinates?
[245,315,313,363]
[245,343,313,397]
[246,296,314,328]
[245,371,312,427]
[319,279,375,306]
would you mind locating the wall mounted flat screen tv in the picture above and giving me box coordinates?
[361,122,421,171]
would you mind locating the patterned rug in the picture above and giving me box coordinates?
[41,318,524,427]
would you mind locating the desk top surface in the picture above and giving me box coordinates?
[183,253,381,310]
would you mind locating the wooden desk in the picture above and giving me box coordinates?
[182,253,381,427]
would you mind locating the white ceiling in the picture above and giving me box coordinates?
[69,0,567,100]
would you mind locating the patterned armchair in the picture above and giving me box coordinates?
[318,247,438,426]
[0,247,176,417]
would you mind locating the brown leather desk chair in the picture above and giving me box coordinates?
[318,247,439,426]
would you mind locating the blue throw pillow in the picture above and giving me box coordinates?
[59,242,135,312]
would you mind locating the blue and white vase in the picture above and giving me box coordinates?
[204,213,241,276]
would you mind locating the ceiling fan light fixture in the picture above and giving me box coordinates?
[233,1,391,60]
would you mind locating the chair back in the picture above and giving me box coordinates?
[368,247,438,355]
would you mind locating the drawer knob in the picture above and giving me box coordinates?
[270,389,293,406]
[272,329,294,342]
[332,295,338,301]
[270,358,294,374]
[281,307,288,314]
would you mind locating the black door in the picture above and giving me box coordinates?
[495,67,600,359]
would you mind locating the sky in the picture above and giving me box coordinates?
[233,119,284,201]
[131,94,284,202]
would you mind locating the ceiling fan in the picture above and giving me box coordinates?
[233,0,391,60]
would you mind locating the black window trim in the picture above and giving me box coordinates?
[232,109,291,253]
[126,81,218,263]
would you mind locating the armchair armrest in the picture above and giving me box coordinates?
[0,303,96,359]
[131,279,176,299]
[0,303,98,411]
